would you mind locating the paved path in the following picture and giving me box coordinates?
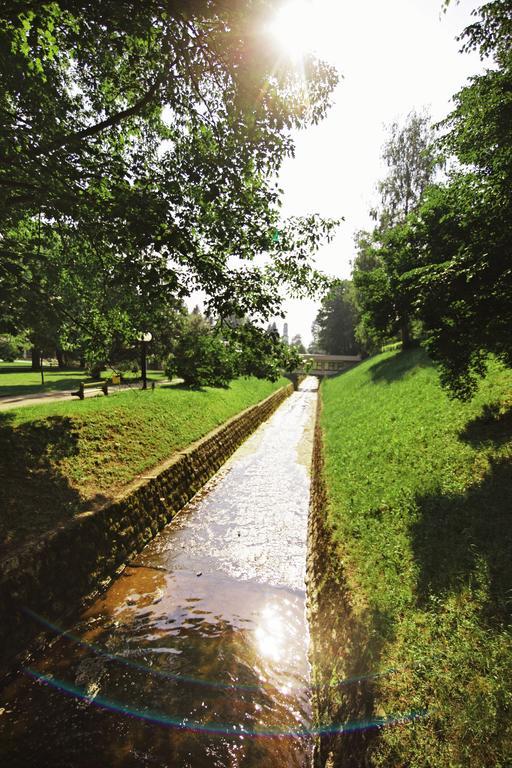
[0,380,172,412]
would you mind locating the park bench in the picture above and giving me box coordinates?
[71,380,109,400]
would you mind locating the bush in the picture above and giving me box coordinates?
[233,323,301,381]
[165,314,236,388]
[116,359,140,374]
[0,334,29,362]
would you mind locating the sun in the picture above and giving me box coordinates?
[268,0,319,61]
[267,0,339,63]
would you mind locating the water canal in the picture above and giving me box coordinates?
[0,377,318,767]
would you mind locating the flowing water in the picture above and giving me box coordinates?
[0,378,318,768]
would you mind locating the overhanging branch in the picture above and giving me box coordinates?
[29,76,164,158]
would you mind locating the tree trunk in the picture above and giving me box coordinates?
[401,318,413,350]
[56,347,64,368]
[31,346,41,371]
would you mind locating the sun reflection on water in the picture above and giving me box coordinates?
[254,603,289,663]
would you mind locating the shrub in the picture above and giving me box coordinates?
[165,314,236,388]
[116,359,140,374]
[0,334,29,362]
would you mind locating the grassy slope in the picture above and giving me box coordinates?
[321,349,512,768]
[0,377,288,548]
[0,366,167,397]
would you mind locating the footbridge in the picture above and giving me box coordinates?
[297,353,361,377]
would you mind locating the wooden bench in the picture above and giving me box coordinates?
[71,381,109,400]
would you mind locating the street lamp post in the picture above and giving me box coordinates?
[139,332,152,390]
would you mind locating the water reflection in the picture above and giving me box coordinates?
[255,603,291,665]
[0,378,318,767]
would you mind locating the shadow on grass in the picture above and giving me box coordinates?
[0,380,84,399]
[411,456,512,622]
[368,348,433,384]
[160,382,207,392]
[0,367,87,399]
[158,380,228,392]
[314,563,394,767]
[316,365,361,383]
[0,412,85,552]
[459,403,512,448]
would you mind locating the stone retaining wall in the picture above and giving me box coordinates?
[0,383,293,673]
[307,390,376,768]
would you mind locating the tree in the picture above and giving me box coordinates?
[165,312,236,388]
[313,281,359,355]
[164,310,299,387]
[0,2,338,368]
[290,334,306,353]
[353,260,395,353]
[307,319,324,354]
[351,231,392,352]
[376,110,438,230]
[0,334,29,362]
[353,113,438,349]
[353,1,512,397]
[146,303,188,369]
[400,0,512,398]
[230,322,301,381]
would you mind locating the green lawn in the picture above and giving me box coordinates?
[0,377,288,549]
[0,365,167,398]
[321,349,512,767]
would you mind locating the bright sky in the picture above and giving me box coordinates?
[271,0,485,345]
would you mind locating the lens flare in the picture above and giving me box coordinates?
[23,607,399,693]
[24,667,428,739]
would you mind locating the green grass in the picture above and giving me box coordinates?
[0,376,289,549]
[0,366,167,398]
[321,348,512,767]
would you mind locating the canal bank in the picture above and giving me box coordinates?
[0,383,294,673]
[0,378,318,767]
[306,350,512,768]
[307,394,375,768]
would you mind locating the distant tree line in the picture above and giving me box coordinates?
[309,280,359,356]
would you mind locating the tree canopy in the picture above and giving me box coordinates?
[353,111,437,351]
[376,110,438,230]
[407,0,512,397]
[0,1,338,369]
